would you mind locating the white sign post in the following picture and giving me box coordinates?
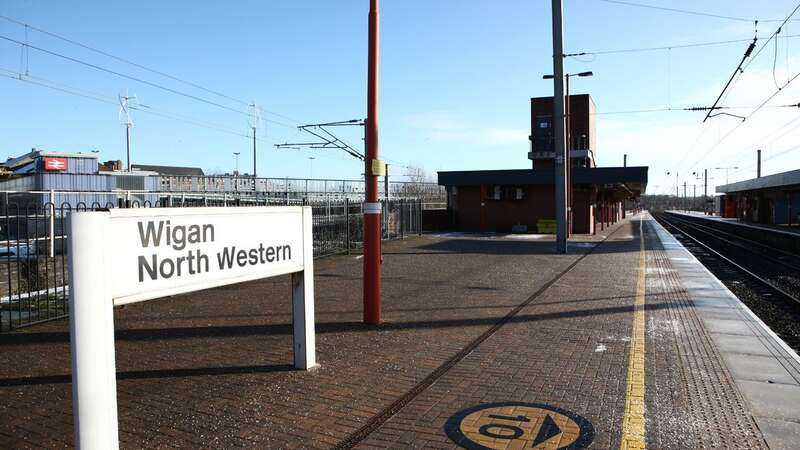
[67,206,316,450]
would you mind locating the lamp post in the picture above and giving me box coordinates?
[543,71,592,236]
[233,152,241,175]
[308,156,315,179]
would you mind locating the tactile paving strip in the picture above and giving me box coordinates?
[643,220,767,449]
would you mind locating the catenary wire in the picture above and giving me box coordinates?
[596,0,794,23]
[0,34,297,129]
[0,14,301,125]
[687,69,800,171]
[674,3,800,172]
[0,68,414,167]
[567,35,800,57]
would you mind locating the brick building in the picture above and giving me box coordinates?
[438,95,647,234]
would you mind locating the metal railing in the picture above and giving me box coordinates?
[156,175,445,200]
[0,195,422,332]
[0,173,446,202]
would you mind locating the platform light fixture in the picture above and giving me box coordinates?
[542,71,594,79]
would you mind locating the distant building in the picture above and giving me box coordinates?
[0,149,159,207]
[131,164,204,177]
[0,149,444,211]
[716,169,800,225]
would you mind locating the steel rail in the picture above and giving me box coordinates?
[656,213,800,306]
[663,212,800,273]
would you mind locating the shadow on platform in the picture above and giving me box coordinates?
[0,363,295,387]
[0,295,679,347]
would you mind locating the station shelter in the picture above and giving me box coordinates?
[716,168,800,226]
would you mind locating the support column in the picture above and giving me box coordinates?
[551,0,568,253]
[363,0,382,324]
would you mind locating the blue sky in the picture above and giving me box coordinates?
[1,0,800,195]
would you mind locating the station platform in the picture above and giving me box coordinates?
[1,213,799,449]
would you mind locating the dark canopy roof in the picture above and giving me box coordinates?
[438,167,647,196]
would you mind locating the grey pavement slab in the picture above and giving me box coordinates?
[702,317,760,336]
[737,380,800,421]
[713,333,787,358]
[722,353,800,385]
[753,416,800,450]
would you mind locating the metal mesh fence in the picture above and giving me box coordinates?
[0,194,422,331]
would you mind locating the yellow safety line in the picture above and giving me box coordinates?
[620,218,647,450]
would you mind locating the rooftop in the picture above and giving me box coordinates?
[716,168,800,194]
[131,164,205,177]
[438,166,648,194]
[4,149,98,170]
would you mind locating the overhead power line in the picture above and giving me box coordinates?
[703,38,758,123]
[1,62,413,170]
[704,5,800,121]
[592,104,800,116]
[0,67,261,140]
[730,142,800,177]
[689,69,800,170]
[724,113,800,166]
[597,0,795,23]
[565,34,800,57]
[0,14,300,125]
[740,4,800,76]
[673,2,800,172]
[0,34,297,129]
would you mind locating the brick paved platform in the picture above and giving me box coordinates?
[0,213,793,449]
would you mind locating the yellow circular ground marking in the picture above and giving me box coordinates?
[444,402,594,450]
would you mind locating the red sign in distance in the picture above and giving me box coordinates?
[44,157,68,171]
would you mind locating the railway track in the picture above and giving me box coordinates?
[654,212,800,352]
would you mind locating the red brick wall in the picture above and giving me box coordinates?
[452,185,556,232]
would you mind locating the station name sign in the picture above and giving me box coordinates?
[68,205,316,450]
[109,207,305,304]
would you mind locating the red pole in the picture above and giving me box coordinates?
[565,75,572,237]
[363,0,382,324]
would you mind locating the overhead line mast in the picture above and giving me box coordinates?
[363,0,383,324]
[118,93,136,171]
[551,0,568,254]
[250,103,260,177]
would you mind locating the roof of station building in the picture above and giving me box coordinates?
[438,166,647,186]
[716,168,800,194]
[438,166,648,197]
